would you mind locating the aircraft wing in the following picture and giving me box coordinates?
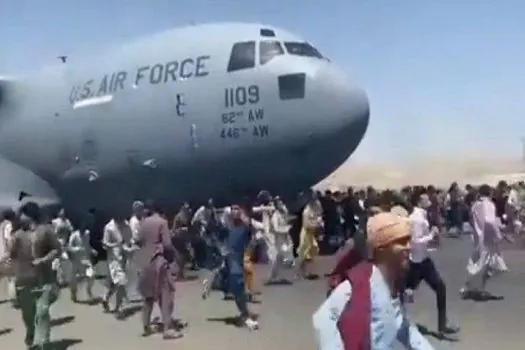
[0,156,60,211]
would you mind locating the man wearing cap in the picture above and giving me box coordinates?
[313,212,434,349]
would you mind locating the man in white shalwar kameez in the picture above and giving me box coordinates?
[267,197,293,284]
[128,201,144,301]
[0,210,16,302]
[51,209,74,286]
[129,201,144,244]
[68,225,96,303]
[102,215,135,318]
[505,184,522,238]
[460,184,507,299]
[252,192,275,269]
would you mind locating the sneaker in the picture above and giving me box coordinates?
[244,317,259,330]
[404,289,414,303]
[439,324,460,334]
[459,287,470,299]
[101,299,110,313]
[162,329,183,340]
[141,326,154,337]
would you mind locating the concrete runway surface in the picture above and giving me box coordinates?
[0,237,524,350]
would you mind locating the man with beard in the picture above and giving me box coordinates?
[313,212,434,349]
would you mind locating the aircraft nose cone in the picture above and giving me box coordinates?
[341,86,369,136]
[320,67,370,155]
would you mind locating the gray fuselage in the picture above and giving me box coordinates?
[0,22,370,215]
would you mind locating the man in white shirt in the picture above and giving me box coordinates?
[406,191,459,336]
[68,225,96,303]
[268,197,292,283]
[129,201,144,244]
[51,208,74,286]
[0,209,16,303]
[505,184,522,237]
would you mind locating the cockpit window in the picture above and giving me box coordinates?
[227,41,256,72]
[259,41,284,65]
[260,28,276,37]
[283,42,323,59]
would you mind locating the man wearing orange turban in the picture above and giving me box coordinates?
[314,211,434,349]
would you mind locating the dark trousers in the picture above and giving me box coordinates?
[190,236,207,267]
[289,227,300,258]
[406,257,447,329]
[172,236,192,271]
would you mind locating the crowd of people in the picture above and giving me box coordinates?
[0,179,523,349]
[314,180,523,349]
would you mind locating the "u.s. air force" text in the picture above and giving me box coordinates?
[69,55,210,104]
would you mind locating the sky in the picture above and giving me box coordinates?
[1,0,524,164]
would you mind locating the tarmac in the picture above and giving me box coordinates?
[0,236,524,350]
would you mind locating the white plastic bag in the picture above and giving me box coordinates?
[281,240,295,265]
[85,266,94,278]
[51,258,60,271]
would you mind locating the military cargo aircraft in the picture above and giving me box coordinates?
[0,22,369,217]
